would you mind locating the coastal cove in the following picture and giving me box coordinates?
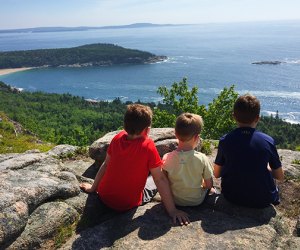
[0,21,300,123]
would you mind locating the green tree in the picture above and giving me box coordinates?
[152,108,176,128]
[154,78,238,140]
[203,85,238,139]
[157,77,206,115]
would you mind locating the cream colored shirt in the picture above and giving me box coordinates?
[162,149,213,206]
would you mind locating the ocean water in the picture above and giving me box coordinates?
[0,21,300,123]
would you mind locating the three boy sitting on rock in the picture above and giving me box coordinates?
[80,94,284,225]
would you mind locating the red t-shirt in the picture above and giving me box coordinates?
[97,130,162,211]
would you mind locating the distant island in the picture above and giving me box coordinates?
[0,43,167,69]
[0,23,187,34]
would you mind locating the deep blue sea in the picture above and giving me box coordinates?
[0,21,300,123]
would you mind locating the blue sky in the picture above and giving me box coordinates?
[1,0,300,29]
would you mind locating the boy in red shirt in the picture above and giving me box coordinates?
[80,104,189,225]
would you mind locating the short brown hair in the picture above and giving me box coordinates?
[175,113,203,141]
[124,104,153,135]
[234,94,260,124]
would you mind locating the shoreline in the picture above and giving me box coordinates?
[0,57,166,76]
[0,67,33,76]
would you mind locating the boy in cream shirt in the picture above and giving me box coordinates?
[162,113,214,206]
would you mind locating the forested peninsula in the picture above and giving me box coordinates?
[0,43,167,69]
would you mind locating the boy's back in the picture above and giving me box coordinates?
[163,113,214,206]
[163,149,212,206]
[214,94,284,208]
[215,127,281,208]
[98,130,161,211]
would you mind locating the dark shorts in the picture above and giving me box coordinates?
[141,175,158,205]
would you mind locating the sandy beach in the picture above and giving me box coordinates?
[0,67,32,76]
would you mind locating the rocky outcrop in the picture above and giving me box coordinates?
[0,145,84,249]
[278,149,300,178]
[8,202,79,250]
[0,130,299,249]
[61,195,300,250]
[252,61,283,65]
[89,128,178,163]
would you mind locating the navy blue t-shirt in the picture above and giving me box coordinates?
[215,127,282,208]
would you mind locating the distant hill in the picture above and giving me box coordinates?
[0,43,167,69]
[0,23,185,34]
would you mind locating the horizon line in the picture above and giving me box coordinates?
[1,19,300,32]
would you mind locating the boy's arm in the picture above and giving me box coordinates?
[80,154,110,193]
[213,164,222,178]
[150,167,190,225]
[271,166,284,181]
[203,177,213,189]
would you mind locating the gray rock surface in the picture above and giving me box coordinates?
[278,149,300,179]
[0,152,47,171]
[8,202,79,250]
[47,144,78,158]
[89,128,177,163]
[0,131,299,250]
[0,145,81,249]
[89,130,120,163]
[0,145,78,171]
[62,158,97,182]
[61,196,300,250]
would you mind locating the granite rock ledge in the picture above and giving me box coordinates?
[0,129,299,249]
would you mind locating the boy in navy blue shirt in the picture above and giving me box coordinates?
[214,94,284,208]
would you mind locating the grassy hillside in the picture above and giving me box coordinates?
[0,43,165,69]
[0,112,54,153]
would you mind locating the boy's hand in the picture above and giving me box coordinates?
[79,182,96,193]
[169,209,190,226]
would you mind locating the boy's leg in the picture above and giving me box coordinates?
[141,175,158,205]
